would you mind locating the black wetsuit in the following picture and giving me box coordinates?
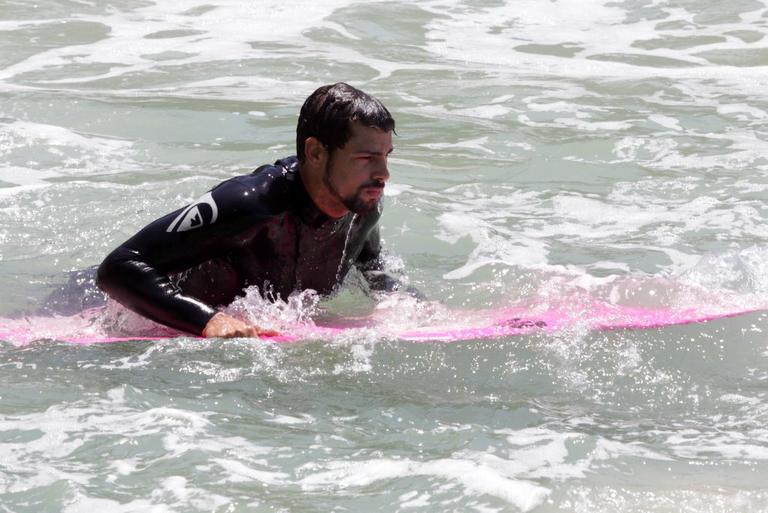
[97,156,393,335]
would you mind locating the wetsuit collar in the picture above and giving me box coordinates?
[278,156,337,229]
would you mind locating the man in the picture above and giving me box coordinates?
[97,82,401,338]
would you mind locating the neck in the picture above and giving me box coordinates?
[299,162,349,219]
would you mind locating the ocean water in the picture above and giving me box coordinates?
[2,0,768,511]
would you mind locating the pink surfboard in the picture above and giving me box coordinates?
[0,301,762,345]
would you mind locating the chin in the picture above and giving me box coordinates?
[348,197,380,215]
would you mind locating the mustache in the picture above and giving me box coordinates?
[359,180,385,189]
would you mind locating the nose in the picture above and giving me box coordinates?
[373,157,390,183]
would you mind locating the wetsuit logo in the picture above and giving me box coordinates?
[166,192,219,232]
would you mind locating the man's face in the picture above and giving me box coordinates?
[323,122,393,215]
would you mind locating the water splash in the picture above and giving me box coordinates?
[335,213,358,284]
[224,286,321,332]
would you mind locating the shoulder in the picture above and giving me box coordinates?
[210,156,300,217]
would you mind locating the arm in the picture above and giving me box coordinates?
[97,179,267,335]
[355,225,425,299]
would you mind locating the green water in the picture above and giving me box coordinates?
[2,0,768,511]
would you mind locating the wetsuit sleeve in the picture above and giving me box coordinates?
[97,180,262,335]
[355,224,396,290]
[355,225,425,299]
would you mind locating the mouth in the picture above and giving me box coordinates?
[362,186,384,199]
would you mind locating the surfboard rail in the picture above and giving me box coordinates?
[0,302,763,345]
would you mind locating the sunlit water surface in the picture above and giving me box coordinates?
[2,0,768,511]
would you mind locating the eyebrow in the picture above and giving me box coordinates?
[354,147,394,156]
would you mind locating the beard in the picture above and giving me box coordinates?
[323,156,383,215]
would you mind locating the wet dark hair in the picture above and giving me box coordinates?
[296,82,395,163]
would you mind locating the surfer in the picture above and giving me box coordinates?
[97,82,408,338]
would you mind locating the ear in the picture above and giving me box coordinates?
[304,137,327,167]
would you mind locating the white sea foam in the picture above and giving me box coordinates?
[612,130,768,172]
[425,163,768,310]
[0,165,59,186]
[668,436,768,460]
[0,0,434,89]
[399,490,431,508]
[565,486,768,513]
[421,136,496,154]
[299,457,549,512]
[210,458,289,485]
[264,413,316,426]
[0,119,136,180]
[720,393,762,405]
[63,477,231,513]
[0,380,301,506]
[421,0,768,80]
[0,386,214,492]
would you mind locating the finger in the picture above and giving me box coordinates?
[225,326,250,338]
[242,326,279,337]
[235,328,258,338]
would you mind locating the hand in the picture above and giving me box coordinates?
[202,313,279,338]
